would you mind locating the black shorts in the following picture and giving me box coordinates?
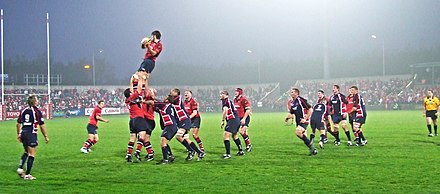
[426,110,438,120]
[310,119,325,130]
[353,116,366,125]
[146,119,156,135]
[21,132,38,148]
[161,125,178,140]
[178,119,192,131]
[331,114,346,124]
[225,118,240,134]
[191,117,201,128]
[87,124,98,135]
[139,59,155,73]
[129,117,148,134]
[348,113,355,125]
[240,116,251,127]
[296,123,308,130]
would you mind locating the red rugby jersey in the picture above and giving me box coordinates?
[125,91,145,119]
[144,41,163,62]
[346,94,354,114]
[88,106,102,126]
[234,95,251,118]
[184,97,200,118]
[143,94,155,120]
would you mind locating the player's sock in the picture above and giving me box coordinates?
[435,125,438,134]
[320,134,325,142]
[300,135,311,148]
[233,138,243,151]
[345,131,352,141]
[161,146,168,160]
[241,133,251,146]
[18,153,28,169]
[310,133,315,141]
[136,139,144,154]
[194,137,205,152]
[329,130,337,139]
[127,141,134,155]
[144,141,154,155]
[427,125,432,134]
[89,140,97,149]
[224,140,231,155]
[25,156,35,175]
[166,144,173,156]
[189,142,201,153]
[359,130,366,141]
[180,140,194,152]
[354,131,360,142]
[82,139,93,149]
[334,131,340,142]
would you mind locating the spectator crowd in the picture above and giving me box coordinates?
[1,85,276,113]
[1,76,438,113]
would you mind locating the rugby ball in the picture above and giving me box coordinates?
[132,73,139,80]
[141,37,151,49]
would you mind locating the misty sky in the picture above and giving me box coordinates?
[1,0,440,77]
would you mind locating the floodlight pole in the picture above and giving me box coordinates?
[92,50,103,86]
[371,34,385,76]
[92,52,95,86]
[381,39,385,76]
[247,50,261,84]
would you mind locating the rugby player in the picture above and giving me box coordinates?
[142,87,157,161]
[351,86,368,146]
[285,88,317,156]
[123,78,151,162]
[328,85,352,146]
[151,96,178,164]
[310,90,329,149]
[184,90,205,152]
[234,88,253,152]
[220,90,245,159]
[16,95,49,180]
[80,100,109,154]
[139,30,163,79]
[169,88,205,161]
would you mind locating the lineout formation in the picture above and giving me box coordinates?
[15,29,439,181]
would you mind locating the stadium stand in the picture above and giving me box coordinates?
[1,74,437,116]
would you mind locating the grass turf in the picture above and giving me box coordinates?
[0,110,439,193]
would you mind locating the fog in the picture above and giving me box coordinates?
[2,0,440,85]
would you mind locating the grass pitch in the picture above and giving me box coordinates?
[0,111,439,193]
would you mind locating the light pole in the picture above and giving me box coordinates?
[247,50,261,84]
[92,50,103,86]
[371,35,385,76]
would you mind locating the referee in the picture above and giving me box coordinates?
[423,90,440,136]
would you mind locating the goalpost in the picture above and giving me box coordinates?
[0,10,52,121]
[46,12,52,119]
[1,9,5,121]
